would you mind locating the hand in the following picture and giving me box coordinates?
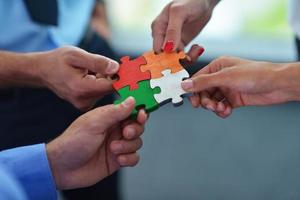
[152,0,218,53]
[46,97,147,190]
[35,46,119,111]
[181,56,300,118]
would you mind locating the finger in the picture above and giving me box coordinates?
[186,44,205,63]
[152,3,170,53]
[137,109,148,125]
[189,93,201,108]
[216,102,225,113]
[192,56,249,77]
[81,76,113,96]
[122,123,145,140]
[162,3,186,52]
[117,153,140,167]
[178,42,186,51]
[181,72,226,93]
[200,91,217,112]
[110,138,143,154]
[67,48,119,75]
[215,101,232,118]
[91,97,135,133]
[152,22,167,54]
[88,53,119,75]
[211,89,225,102]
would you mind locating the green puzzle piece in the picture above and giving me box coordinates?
[114,80,161,117]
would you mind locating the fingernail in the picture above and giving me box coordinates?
[122,97,134,108]
[198,47,205,57]
[113,143,123,152]
[163,40,174,53]
[126,127,135,138]
[181,79,194,90]
[217,102,225,112]
[105,61,119,74]
[207,105,215,112]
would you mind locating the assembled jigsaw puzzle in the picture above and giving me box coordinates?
[113,50,195,117]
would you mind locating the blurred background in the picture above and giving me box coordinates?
[106,0,300,199]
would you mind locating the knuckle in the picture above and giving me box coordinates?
[60,46,79,56]
[151,20,158,31]
[217,56,231,64]
[166,28,177,36]
[169,3,184,14]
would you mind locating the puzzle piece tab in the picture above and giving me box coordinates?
[141,51,187,79]
[113,56,150,91]
[150,69,190,105]
[114,80,161,117]
[159,51,186,71]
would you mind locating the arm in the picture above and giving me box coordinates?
[0,164,28,200]
[181,56,300,118]
[152,0,220,53]
[0,46,119,111]
[0,97,147,196]
[0,51,43,88]
[0,144,57,200]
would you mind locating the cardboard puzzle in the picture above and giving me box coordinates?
[113,50,193,117]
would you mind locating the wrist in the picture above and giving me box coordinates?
[273,63,300,101]
[46,142,62,189]
[0,52,45,88]
[29,52,51,88]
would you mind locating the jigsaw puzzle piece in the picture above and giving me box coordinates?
[114,80,161,117]
[113,56,150,91]
[140,51,163,79]
[140,50,187,79]
[150,69,190,106]
[159,51,187,73]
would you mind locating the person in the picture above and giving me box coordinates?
[0,48,147,199]
[151,0,300,115]
[0,1,120,199]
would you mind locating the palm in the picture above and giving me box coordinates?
[68,125,123,188]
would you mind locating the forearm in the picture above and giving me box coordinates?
[273,62,300,101]
[0,51,44,88]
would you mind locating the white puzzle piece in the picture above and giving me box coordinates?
[150,69,190,105]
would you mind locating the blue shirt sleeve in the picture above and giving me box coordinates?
[0,144,57,200]
[0,164,28,200]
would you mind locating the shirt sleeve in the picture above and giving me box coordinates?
[0,164,28,200]
[0,144,57,200]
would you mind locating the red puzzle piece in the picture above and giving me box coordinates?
[113,56,151,91]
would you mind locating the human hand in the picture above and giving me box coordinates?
[181,56,300,118]
[35,46,119,111]
[46,97,147,189]
[152,0,218,53]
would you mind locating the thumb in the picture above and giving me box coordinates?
[89,54,120,75]
[69,48,119,75]
[93,97,136,132]
[163,4,185,52]
[181,72,227,92]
